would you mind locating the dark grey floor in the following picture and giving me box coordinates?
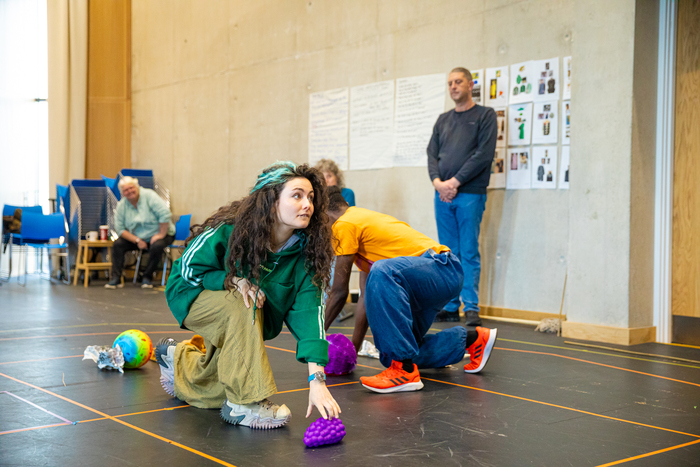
[1,277,699,466]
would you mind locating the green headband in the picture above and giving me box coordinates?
[250,161,298,194]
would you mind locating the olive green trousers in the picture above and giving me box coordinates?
[173,290,277,408]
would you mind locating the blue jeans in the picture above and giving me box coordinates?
[364,250,466,369]
[434,192,487,313]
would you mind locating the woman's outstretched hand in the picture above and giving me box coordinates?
[307,381,341,420]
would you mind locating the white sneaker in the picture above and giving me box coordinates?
[220,399,291,429]
[154,337,177,396]
[358,340,380,359]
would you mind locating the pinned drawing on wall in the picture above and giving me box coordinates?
[508,103,532,146]
[349,80,395,170]
[559,145,570,189]
[509,61,535,104]
[561,100,570,145]
[562,56,572,100]
[488,148,506,189]
[531,146,558,189]
[495,108,507,148]
[532,57,559,101]
[471,69,484,105]
[506,147,531,189]
[308,87,349,170]
[531,100,558,145]
[485,66,509,107]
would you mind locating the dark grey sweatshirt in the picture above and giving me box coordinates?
[427,105,497,195]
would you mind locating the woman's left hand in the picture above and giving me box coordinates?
[307,381,341,420]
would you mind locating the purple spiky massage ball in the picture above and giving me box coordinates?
[325,333,356,376]
[303,417,346,448]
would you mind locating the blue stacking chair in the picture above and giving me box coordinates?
[14,212,70,286]
[1,205,44,281]
[133,214,192,286]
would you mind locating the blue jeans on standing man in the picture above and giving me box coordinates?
[434,191,487,313]
[364,250,466,369]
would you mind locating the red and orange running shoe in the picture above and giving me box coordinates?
[360,360,424,393]
[464,327,498,373]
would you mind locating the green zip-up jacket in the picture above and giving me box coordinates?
[165,223,328,366]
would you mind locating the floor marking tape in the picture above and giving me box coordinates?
[595,438,700,466]
[0,372,236,466]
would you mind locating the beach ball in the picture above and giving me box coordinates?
[113,329,153,369]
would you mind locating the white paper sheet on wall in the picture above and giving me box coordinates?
[488,147,506,189]
[495,107,507,148]
[532,57,559,101]
[485,66,509,107]
[471,69,484,105]
[308,88,349,170]
[561,100,570,145]
[349,80,395,170]
[509,61,535,104]
[394,73,446,167]
[531,100,558,145]
[559,145,570,189]
[506,147,531,189]
[562,56,572,100]
[531,145,558,189]
[508,103,533,146]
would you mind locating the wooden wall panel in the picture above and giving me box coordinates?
[672,0,700,318]
[85,0,131,179]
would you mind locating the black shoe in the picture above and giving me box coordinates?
[434,310,460,323]
[141,277,153,289]
[464,310,482,327]
[104,278,123,289]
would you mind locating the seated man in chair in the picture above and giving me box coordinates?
[105,176,175,289]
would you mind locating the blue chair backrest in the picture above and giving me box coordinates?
[3,204,43,217]
[174,214,192,241]
[20,213,67,242]
[56,184,70,217]
[101,175,121,201]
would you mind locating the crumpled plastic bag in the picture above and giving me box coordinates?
[83,344,125,373]
[357,340,379,359]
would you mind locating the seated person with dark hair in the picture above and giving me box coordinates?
[105,176,175,289]
[323,187,498,394]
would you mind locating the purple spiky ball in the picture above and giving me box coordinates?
[325,333,356,376]
[303,417,346,448]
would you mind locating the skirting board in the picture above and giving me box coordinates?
[562,321,656,346]
[479,305,562,322]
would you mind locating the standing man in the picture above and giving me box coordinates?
[427,67,497,326]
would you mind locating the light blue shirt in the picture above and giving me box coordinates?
[114,187,175,242]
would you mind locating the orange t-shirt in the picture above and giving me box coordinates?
[332,207,450,273]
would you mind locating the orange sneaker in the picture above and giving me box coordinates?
[464,327,498,373]
[360,360,424,393]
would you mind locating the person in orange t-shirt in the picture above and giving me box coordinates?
[324,187,498,394]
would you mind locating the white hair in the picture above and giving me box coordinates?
[118,176,140,194]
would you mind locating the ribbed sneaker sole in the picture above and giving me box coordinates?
[220,407,291,429]
[155,338,177,396]
[361,380,424,394]
[159,375,175,397]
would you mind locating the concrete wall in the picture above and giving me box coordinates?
[131,0,653,327]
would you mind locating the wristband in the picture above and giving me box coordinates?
[308,371,326,383]
[134,237,141,244]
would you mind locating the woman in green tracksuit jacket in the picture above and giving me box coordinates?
[157,162,340,430]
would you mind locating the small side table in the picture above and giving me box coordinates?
[73,239,114,287]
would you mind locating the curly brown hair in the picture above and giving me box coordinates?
[186,163,333,292]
